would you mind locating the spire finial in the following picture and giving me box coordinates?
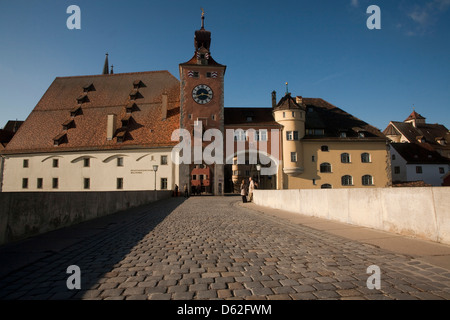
[201,8,205,29]
[102,53,109,75]
[285,82,289,95]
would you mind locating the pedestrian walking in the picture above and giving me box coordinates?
[247,177,255,202]
[240,180,247,203]
[174,184,179,197]
[184,184,189,198]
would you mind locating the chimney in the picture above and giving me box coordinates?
[107,114,115,140]
[296,96,303,105]
[161,94,168,120]
[271,91,277,109]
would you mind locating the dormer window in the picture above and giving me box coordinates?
[121,115,131,128]
[83,83,95,93]
[129,89,139,100]
[359,132,365,138]
[133,80,144,89]
[53,133,67,146]
[125,102,137,114]
[76,94,89,104]
[246,116,253,122]
[70,105,82,117]
[62,119,74,130]
[340,132,347,138]
[116,131,126,143]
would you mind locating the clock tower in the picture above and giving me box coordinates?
[179,10,226,195]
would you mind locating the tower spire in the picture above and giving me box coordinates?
[201,8,205,29]
[102,53,109,75]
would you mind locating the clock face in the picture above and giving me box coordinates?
[192,84,213,105]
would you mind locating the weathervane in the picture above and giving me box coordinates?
[201,8,205,28]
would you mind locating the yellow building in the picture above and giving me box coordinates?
[272,92,391,190]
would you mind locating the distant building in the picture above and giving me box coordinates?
[384,111,450,159]
[0,120,23,150]
[390,142,450,186]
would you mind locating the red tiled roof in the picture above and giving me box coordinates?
[405,111,426,121]
[3,71,180,154]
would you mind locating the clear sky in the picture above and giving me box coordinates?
[0,0,449,131]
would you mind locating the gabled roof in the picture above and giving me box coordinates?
[405,110,425,121]
[384,121,450,152]
[3,71,180,154]
[391,142,450,164]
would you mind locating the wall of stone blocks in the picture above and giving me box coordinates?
[0,190,171,246]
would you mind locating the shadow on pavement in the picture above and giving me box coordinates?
[0,196,186,300]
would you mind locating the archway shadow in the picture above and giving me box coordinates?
[0,197,187,300]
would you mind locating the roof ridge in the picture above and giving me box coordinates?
[55,70,173,80]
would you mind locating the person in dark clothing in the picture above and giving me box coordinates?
[240,180,247,203]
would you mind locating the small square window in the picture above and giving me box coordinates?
[312,156,316,162]
[117,178,123,190]
[161,155,168,165]
[394,166,400,174]
[23,159,29,168]
[37,178,43,189]
[52,178,59,189]
[439,167,445,174]
[206,72,212,78]
[291,152,297,162]
[321,145,329,152]
[83,158,90,167]
[22,178,28,189]
[117,157,124,167]
[53,159,59,168]
[416,166,423,174]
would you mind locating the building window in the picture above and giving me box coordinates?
[234,130,246,141]
[192,175,197,180]
[283,112,286,118]
[84,178,90,190]
[161,178,168,190]
[340,132,347,138]
[161,155,168,165]
[188,114,192,120]
[320,163,332,173]
[83,158,90,167]
[416,166,423,174]
[362,175,374,186]
[117,157,124,167]
[52,178,59,189]
[206,72,212,78]
[259,130,268,141]
[23,159,29,168]
[245,170,250,176]
[53,159,59,168]
[394,166,400,174]
[286,131,299,141]
[37,178,43,189]
[117,178,123,190]
[439,167,445,174]
[321,184,332,189]
[291,152,297,162]
[341,175,353,186]
[341,153,351,163]
[359,132,365,138]
[321,145,329,152]
[312,155,316,162]
[392,154,396,160]
[312,179,316,185]
[212,114,216,121]
[361,153,371,163]
[292,112,295,117]
[22,178,28,189]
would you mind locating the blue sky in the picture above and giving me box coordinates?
[0,0,449,131]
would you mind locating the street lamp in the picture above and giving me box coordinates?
[256,164,261,188]
[153,165,159,191]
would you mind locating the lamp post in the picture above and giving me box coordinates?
[256,164,261,189]
[153,165,159,198]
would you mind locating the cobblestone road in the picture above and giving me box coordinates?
[1,196,450,300]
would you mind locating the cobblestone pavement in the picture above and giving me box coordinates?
[1,196,450,300]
